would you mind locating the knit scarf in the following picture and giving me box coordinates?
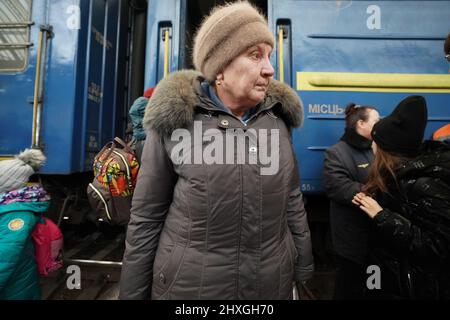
[0,185,50,205]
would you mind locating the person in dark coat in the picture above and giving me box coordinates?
[119,1,314,300]
[323,103,380,299]
[353,95,450,299]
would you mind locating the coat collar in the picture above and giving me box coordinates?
[396,140,450,180]
[341,128,373,150]
[143,70,304,137]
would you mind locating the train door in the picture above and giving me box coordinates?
[270,0,450,194]
[144,0,176,87]
[0,0,49,158]
[144,0,268,88]
[81,0,130,171]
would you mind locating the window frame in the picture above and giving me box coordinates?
[0,0,33,73]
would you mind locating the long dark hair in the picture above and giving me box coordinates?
[445,32,450,57]
[344,103,377,129]
[362,147,410,195]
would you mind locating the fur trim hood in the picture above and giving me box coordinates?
[143,70,304,136]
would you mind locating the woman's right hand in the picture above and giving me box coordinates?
[352,192,366,206]
[353,192,383,218]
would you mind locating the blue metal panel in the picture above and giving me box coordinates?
[144,0,182,88]
[39,0,80,174]
[100,0,119,145]
[113,0,128,141]
[80,0,126,172]
[0,0,47,156]
[76,0,126,173]
[1,0,128,174]
[276,21,293,87]
[272,0,449,74]
[72,0,91,173]
[269,0,450,193]
[82,0,106,170]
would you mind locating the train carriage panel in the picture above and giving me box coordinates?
[270,0,450,193]
[0,0,129,174]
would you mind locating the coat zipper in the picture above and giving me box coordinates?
[235,164,243,297]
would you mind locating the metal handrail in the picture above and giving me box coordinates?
[31,29,44,147]
[0,21,34,28]
[163,28,170,77]
[30,25,53,148]
[0,43,33,48]
[278,27,284,83]
[64,259,123,268]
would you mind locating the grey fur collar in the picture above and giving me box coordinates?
[143,69,303,136]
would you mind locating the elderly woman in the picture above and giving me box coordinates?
[119,1,313,300]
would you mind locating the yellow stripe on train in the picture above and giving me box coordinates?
[296,72,450,93]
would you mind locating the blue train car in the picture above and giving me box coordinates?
[144,0,450,194]
[0,0,130,174]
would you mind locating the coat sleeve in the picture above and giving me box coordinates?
[119,132,177,300]
[287,154,314,282]
[323,147,363,205]
[0,212,36,291]
[373,200,450,264]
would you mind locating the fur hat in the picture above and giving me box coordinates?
[371,96,428,157]
[193,1,275,82]
[0,149,46,194]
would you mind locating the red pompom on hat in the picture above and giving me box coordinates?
[143,87,155,99]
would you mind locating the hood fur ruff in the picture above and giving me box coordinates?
[143,70,303,137]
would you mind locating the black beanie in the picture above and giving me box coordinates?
[371,95,428,157]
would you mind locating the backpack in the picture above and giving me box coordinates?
[31,217,64,276]
[87,137,140,225]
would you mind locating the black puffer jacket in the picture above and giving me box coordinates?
[119,70,314,300]
[323,129,374,265]
[370,141,450,299]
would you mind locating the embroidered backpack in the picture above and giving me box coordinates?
[87,137,140,225]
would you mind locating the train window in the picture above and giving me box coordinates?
[0,0,33,72]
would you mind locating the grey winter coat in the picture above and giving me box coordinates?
[323,128,374,265]
[119,70,314,300]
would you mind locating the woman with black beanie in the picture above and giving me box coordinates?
[353,95,450,299]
